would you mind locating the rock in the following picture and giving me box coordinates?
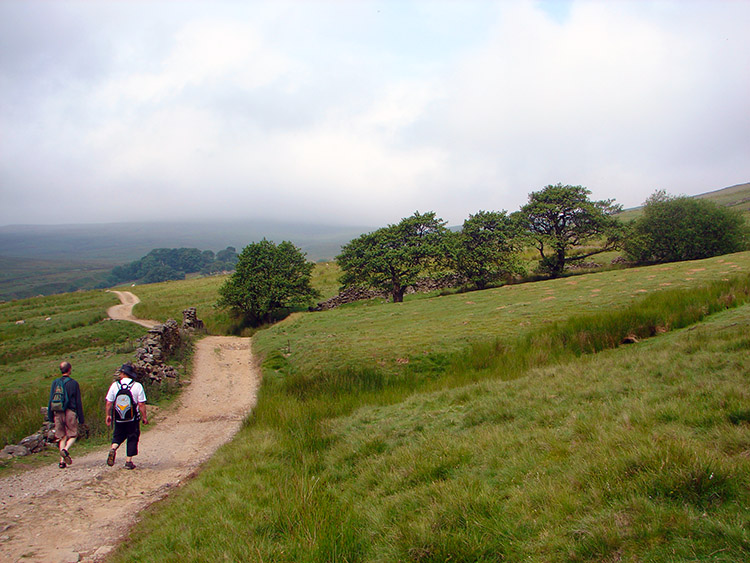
[182,307,204,331]
[93,545,115,559]
[19,433,46,453]
[1,444,29,457]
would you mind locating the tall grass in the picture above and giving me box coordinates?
[1,290,153,448]
[111,273,750,562]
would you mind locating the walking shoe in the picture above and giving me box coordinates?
[124,461,136,470]
[107,449,116,466]
[61,448,72,465]
[59,461,67,469]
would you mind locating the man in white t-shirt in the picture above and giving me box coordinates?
[105,364,148,469]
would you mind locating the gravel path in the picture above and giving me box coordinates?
[0,292,259,562]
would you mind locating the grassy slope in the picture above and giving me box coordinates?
[128,261,342,334]
[0,291,152,449]
[0,255,113,301]
[108,253,750,562]
[254,252,750,377]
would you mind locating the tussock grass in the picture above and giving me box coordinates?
[111,257,750,562]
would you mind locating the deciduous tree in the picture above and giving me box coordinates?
[450,210,525,289]
[623,190,747,264]
[337,211,448,302]
[517,184,622,277]
[218,239,319,325]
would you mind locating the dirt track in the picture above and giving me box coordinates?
[0,292,259,562]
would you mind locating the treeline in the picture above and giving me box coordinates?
[218,185,748,326]
[337,185,748,303]
[107,247,239,285]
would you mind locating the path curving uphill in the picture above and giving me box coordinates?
[0,292,260,562]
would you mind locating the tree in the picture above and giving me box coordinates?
[217,239,319,325]
[450,210,526,289]
[623,190,747,264]
[336,211,448,302]
[517,184,622,277]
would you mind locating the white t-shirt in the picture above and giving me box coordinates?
[106,377,147,404]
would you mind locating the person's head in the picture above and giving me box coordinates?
[59,361,72,376]
[118,364,136,380]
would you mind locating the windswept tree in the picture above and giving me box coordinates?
[337,211,448,302]
[450,210,526,289]
[218,239,319,326]
[623,190,747,264]
[517,184,622,277]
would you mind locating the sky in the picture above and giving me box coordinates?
[1,0,748,228]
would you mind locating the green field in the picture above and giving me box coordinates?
[0,291,162,449]
[3,250,750,561]
[108,251,749,562]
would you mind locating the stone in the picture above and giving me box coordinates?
[1,444,29,457]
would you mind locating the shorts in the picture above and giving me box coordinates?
[112,420,141,457]
[54,409,79,440]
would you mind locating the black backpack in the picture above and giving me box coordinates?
[113,380,139,423]
[50,376,69,413]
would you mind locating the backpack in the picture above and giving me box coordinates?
[113,380,140,423]
[50,377,69,413]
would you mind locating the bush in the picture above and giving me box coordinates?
[624,191,747,264]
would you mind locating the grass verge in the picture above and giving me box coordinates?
[110,273,750,562]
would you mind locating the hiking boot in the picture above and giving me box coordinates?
[107,449,116,466]
[61,449,72,465]
[124,461,136,470]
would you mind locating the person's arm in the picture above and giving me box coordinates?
[47,381,55,422]
[138,402,148,425]
[74,381,85,424]
[105,400,113,427]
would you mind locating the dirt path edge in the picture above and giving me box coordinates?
[0,292,259,563]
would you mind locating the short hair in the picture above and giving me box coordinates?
[59,361,72,374]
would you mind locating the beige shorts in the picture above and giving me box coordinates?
[54,410,79,440]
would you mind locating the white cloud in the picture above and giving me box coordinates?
[1,0,748,227]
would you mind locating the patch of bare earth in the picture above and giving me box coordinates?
[0,292,260,563]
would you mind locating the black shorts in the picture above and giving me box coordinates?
[112,420,140,457]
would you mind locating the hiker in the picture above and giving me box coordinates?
[48,361,85,469]
[105,364,148,469]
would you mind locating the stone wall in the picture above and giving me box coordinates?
[315,275,467,310]
[128,319,182,383]
[1,309,205,460]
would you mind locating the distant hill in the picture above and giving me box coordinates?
[1,183,747,301]
[694,182,750,212]
[0,219,372,301]
[0,219,372,263]
[615,182,750,222]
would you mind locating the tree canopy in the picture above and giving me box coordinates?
[450,210,526,289]
[336,211,448,302]
[217,239,319,326]
[107,247,238,285]
[517,184,622,277]
[623,190,747,264]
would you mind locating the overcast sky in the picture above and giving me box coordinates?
[1,0,748,228]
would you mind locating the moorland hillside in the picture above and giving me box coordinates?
[2,248,749,561]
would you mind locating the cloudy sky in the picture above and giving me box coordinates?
[1,0,748,228]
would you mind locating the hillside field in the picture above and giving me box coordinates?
[4,251,746,561]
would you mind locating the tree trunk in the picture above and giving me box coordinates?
[392,285,405,303]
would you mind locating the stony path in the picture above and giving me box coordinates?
[0,292,259,562]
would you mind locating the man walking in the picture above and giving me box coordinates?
[48,361,85,469]
[105,364,148,469]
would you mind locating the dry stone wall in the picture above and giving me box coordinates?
[315,275,466,310]
[1,309,205,460]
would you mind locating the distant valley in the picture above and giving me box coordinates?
[0,219,371,300]
[1,182,747,301]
